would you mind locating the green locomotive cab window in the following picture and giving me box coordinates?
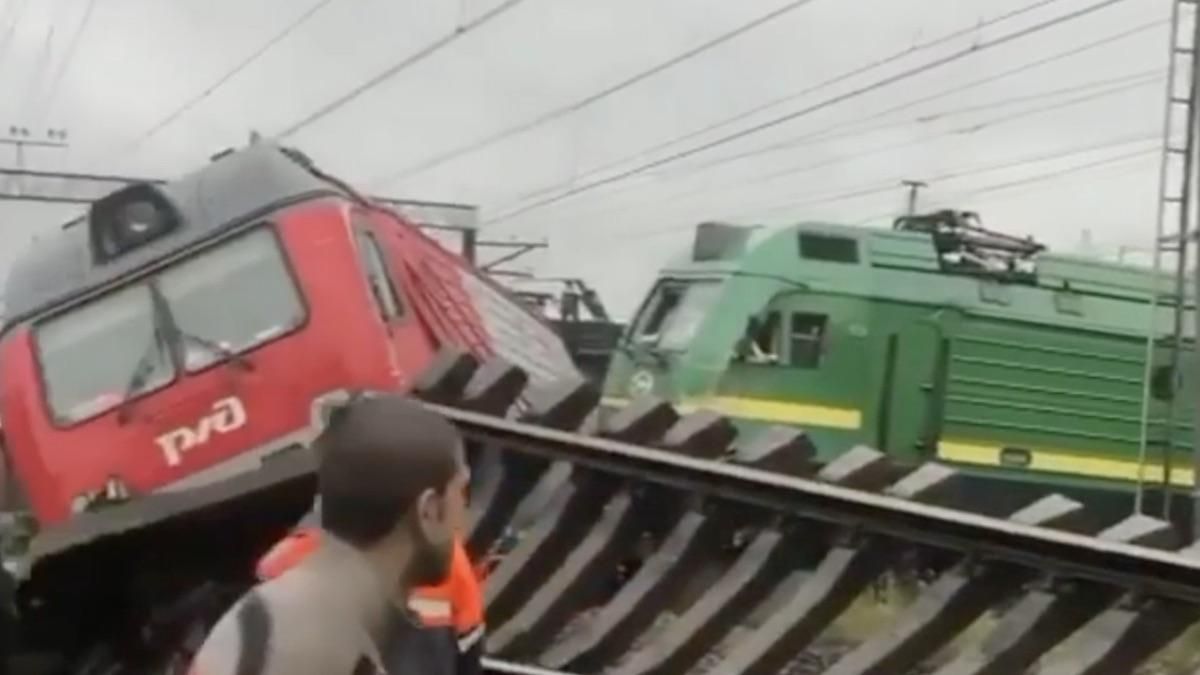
[633,280,722,350]
[738,311,782,364]
[798,233,859,264]
[789,312,828,368]
[636,286,683,340]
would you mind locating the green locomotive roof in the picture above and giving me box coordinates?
[656,216,1194,341]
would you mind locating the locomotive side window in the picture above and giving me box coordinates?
[739,311,781,363]
[789,313,827,368]
[798,233,859,264]
[354,229,404,323]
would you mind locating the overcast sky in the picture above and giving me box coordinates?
[0,0,1187,318]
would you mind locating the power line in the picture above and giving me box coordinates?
[510,18,1165,207]
[370,0,824,186]
[0,0,28,68]
[739,138,1159,221]
[275,0,529,140]
[594,0,1079,178]
[18,23,56,123]
[949,73,1160,132]
[556,71,1163,227]
[40,0,98,114]
[566,72,1162,225]
[966,146,1158,195]
[848,153,1157,227]
[657,68,1161,186]
[115,0,337,154]
[484,0,1138,227]
[611,133,1159,241]
[520,0,1082,204]
[781,74,1158,171]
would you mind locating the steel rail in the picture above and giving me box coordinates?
[482,657,578,675]
[429,403,1200,603]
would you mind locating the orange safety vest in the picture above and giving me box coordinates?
[255,528,484,638]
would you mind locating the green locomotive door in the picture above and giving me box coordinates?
[877,317,946,462]
[718,291,867,460]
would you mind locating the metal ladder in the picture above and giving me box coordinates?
[1135,0,1200,522]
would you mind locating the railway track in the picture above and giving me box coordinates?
[413,347,1200,675]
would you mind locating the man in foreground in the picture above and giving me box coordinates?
[255,505,484,675]
[190,394,468,675]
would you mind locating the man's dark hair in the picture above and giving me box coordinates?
[314,394,461,547]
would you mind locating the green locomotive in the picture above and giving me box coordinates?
[602,210,1196,527]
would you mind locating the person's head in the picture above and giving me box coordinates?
[314,394,468,587]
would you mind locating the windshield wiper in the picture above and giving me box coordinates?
[116,330,166,425]
[178,330,255,372]
[115,288,177,425]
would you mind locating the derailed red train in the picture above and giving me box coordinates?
[0,142,578,673]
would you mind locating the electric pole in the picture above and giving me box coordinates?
[0,126,69,198]
[901,179,927,216]
[1133,0,1200,535]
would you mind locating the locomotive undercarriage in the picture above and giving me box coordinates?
[2,449,316,674]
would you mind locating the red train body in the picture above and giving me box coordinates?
[0,142,577,673]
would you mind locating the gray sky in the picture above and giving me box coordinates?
[0,0,1185,318]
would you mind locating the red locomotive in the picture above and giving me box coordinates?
[0,141,578,673]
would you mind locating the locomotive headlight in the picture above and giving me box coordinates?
[70,475,133,514]
[87,183,181,263]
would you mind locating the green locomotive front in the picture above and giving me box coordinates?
[604,211,1195,528]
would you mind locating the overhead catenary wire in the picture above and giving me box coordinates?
[570,0,1081,186]
[667,65,1164,179]
[369,0,825,186]
[18,22,56,124]
[964,146,1158,195]
[114,0,338,155]
[619,149,1151,242]
[0,0,28,69]
[742,139,1160,220]
[846,152,1158,227]
[39,0,97,115]
[626,68,1163,200]
[274,0,529,140]
[508,17,1166,209]
[733,73,1164,187]
[563,72,1163,226]
[605,133,1160,241]
[483,0,1140,227]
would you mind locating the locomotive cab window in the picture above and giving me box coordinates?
[354,228,405,323]
[739,311,781,364]
[33,224,307,425]
[632,280,722,350]
[158,227,306,372]
[789,313,828,368]
[798,233,859,264]
[36,285,174,424]
[635,286,682,341]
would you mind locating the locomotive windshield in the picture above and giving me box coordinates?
[630,280,722,351]
[34,226,305,425]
